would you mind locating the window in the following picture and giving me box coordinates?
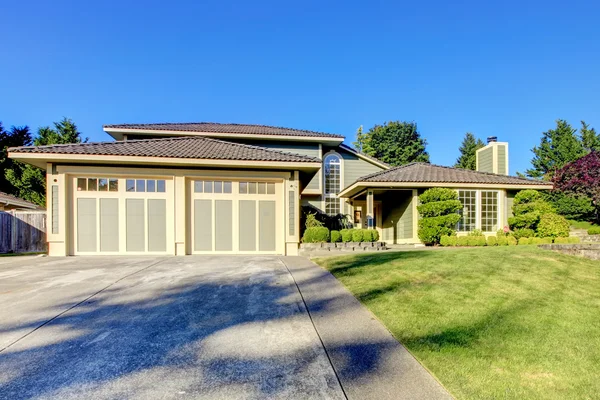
[238,181,275,195]
[77,177,118,192]
[457,190,477,232]
[126,179,166,193]
[193,180,233,194]
[481,191,498,232]
[324,153,342,215]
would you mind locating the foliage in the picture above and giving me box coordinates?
[330,230,342,243]
[369,229,380,242]
[457,236,470,246]
[467,236,487,246]
[0,123,33,195]
[568,220,595,230]
[518,237,533,245]
[454,132,485,170]
[508,190,555,231]
[352,229,364,242]
[417,188,462,245]
[352,125,365,152]
[341,229,353,242]
[553,151,600,222]
[543,191,595,221]
[554,236,581,244]
[440,235,457,247]
[301,205,351,234]
[525,119,586,179]
[305,212,324,228]
[468,229,484,237]
[302,227,330,243]
[497,236,508,246]
[359,121,429,166]
[487,236,498,246]
[506,236,518,245]
[536,214,570,239]
[5,118,86,206]
[580,121,600,152]
[512,228,535,240]
[588,226,600,235]
[569,237,581,243]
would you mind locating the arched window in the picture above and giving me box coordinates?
[324,153,342,215]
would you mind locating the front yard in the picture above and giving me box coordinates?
[314,246,600,399]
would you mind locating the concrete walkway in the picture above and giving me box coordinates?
[281,256,452,400]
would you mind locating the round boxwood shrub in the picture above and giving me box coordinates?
[457,236,470,246]
[536,213,570,239]
[417,188,462,245]
[369,229,380,242]
[352,229,364,242]
[497,236,508,246]
[330,230,342,243]
[508,190,555,231]
[568,236,581,244]
[553,237,569,244]
[512,228,535,240]
[440,235,457,247]
[487,236,498,246]
[507,236,517,246]
[587,226,600,235]
[518,237,533,245]
[302,227,330,243]
[468,236,487,246]
[341,229,353,242]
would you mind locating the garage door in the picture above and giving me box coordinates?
[72,176,174,255]
[191,179,283,254]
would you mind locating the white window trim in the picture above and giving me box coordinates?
[456,189,501,233]
[323,151,344,215]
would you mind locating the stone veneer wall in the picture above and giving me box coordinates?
[539,244,600,261]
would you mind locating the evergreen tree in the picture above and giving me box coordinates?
[360,121,429,166]
[352,125,366,152]
[0,123,33,194]
[525,119,585,179]
[580,121,600,153]
[454,132,484,170]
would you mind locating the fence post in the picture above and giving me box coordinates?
[10,210,17,253]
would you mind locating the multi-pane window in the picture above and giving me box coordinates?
[126,179,166,193]
[457,190,477,232]
[194,180,233,194]
[77,178,118,192]
[238,181,275,195]
[324,154,341,215]
[481,191,499,232]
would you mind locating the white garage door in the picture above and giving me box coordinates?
[72,176,174,255]
[191,179,283,254]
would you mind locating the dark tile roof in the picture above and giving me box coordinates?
[0,192,41,209]
[8,136,321,163]
[103,122,345,139]
[355,162,550,185]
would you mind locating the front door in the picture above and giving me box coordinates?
[353,201,382,231]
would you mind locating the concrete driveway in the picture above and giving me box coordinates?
[0,256,344,399]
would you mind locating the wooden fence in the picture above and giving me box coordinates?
[0,211,47,253]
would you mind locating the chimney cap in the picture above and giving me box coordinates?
[487,136,498,144]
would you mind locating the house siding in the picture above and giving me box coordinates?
[381,191,414,242]
[497,144,507,175]
[477,147,494,173]
[338,148,384,187]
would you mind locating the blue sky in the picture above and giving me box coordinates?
[1,0,599,174]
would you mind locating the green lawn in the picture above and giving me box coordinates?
[315,247,600,400]
[568,219,596,230]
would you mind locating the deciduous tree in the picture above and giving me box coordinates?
[360,121,429,166]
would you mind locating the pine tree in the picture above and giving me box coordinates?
[580,121,600,153]
[454,132,484,170]
[352,125,366,152]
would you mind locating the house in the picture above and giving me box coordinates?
[8,123,552,256]
[0,192,42,211]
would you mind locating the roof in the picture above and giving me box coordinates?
[339,162,553,197]
[103,122,345,139]
[357,163,549,185]
[8,136,322,164]
[0,192,41,210]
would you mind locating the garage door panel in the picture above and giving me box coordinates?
[215,200,233,251]
[194,199,212,251]
[239,200,256,251]
[126,199,145,252]
[100,199,119,252]
[259,200,276,252]
[148,199,166,252]
[77,198,97,252]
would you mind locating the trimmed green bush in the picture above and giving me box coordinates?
[468,236,487,246]
[497,236,508,246]
[508,189,555,231]
[512,228,535,240]
[370,229,380,242]
[302,227,330,243]
[487,236,498,246]
[440,235,457,247]
[417,188,462,245]
[330,230,341,243]
[568,236,581,244]
[553,237,569,244]
[341,229,353,242]
[457,236,470,246]
[530,237,552,245]
[537,213,570,239]
[587,226,600,235]
[468,229,484,237]
[507,236,517,246]
[352,229,364,242]
[518,237,533,245]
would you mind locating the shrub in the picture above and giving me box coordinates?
[508,189,555,231]
[440,235,457,247]
[554,237,569,244]
[518,237,532,245]
[543,191,595,221]
[587,226,600,235]
[468,229,484,237]
[302,227,330,243]
[497,236,508,246]
[330,230,341,243]
[352,229,364,242]
[507,236,517,246]
[487,236,498,246]
[368,229,380,242]
[539,237,553,244]
[417,188,462,245]
[536,213,570,239]
[305,212,324,228]
[512,228,535,240]
[341,229,353,242]
[569,236,581,244]
[468,236,487,246]
[457,236,470,246]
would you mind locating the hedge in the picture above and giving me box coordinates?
[330,230,342,243]
[440,235,457,247]
[487,236,498,246]
[417,188,462,245]
[339,228,379,243]
[302,227,330,243]
[587,226,600,235]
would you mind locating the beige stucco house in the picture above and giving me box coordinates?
[8,123,551,256]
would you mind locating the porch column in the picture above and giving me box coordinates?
[366,190,374,229]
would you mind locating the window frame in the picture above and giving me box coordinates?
[323,152,343,216]
[455,189,501,233]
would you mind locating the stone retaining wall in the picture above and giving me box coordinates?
[299,242,387,256]
[539,243,600,261]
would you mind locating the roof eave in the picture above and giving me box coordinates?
[338,181,554,198]
[8,152,322,172]
[103,127,345,144]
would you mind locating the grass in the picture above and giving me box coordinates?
[568,219,596,230]
[0,252,45,257]
[315,247,600,399]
